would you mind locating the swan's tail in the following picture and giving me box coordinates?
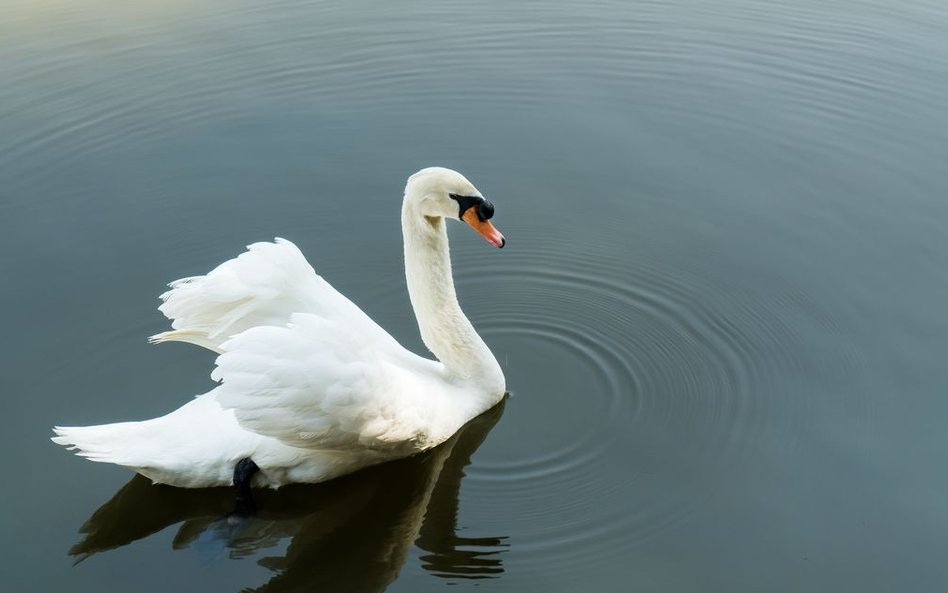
[52,396,242,488]
[51,422,151,467]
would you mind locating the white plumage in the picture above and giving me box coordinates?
[52,168,507,488]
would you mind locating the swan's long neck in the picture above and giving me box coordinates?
[402,201,504,394]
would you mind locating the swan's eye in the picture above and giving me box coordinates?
[477,200,494,221]
[449,194,486,220]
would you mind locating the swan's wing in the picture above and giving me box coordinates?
[150,238,394,353]
[210,313,444,452]
[152,238,446,451]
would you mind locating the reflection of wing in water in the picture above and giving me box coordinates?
[69,399,507,591]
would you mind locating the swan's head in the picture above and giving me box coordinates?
[405,167,506,248]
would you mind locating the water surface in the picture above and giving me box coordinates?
[2,0,948,591]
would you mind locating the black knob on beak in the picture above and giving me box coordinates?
[477,200,494,221]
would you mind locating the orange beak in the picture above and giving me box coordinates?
[462,208,506,248]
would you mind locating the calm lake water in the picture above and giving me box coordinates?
[2,0,948,590]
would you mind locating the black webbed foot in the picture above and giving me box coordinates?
[231,457,260,517]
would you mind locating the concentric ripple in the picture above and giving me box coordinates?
[4,0,915,589]
[442,218,869,574]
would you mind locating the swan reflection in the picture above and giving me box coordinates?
[70,400,507,591]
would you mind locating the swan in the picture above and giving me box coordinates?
[52,167,507,510]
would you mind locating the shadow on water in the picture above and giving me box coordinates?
[69,399,508,592]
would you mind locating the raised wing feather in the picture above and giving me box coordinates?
[210,313,440,452]
[150,238,394,352]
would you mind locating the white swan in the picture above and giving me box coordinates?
[52,167,507,497]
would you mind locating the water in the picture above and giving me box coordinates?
[2,0,947,590]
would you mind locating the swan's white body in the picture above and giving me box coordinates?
[52,168,506,488]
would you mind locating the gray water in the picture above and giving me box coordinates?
[2,0,948,591]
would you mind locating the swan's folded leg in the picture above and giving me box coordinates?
[232,457,260,517]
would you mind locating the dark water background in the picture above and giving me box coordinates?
[2,0,947,591]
